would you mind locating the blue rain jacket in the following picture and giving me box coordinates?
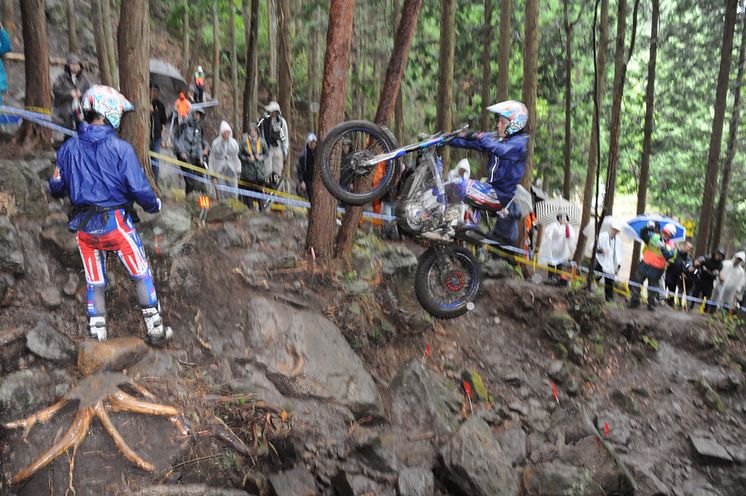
[50,123,159,216]
[450,132,528,205]
[0,28,11,94]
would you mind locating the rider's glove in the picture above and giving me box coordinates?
[461,129,479,141]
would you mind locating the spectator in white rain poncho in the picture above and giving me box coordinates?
[712,251,745,310]
[538,212,576,285]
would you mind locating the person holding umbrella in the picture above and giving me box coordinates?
[595,219,625,302]
[629,221,678,311]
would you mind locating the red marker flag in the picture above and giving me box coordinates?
[422,344,431,360]
[463,380,473,399]
[604,421,609,438]
[551,383,559,404]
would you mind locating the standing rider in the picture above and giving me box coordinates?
[49,85,172,344]
[448,100,529,212]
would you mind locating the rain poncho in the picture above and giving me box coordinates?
[210,121,241,176]
[712,253,745,308]
[538,221,576,266]
[596,225,624,275]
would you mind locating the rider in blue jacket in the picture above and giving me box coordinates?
[50,85,172,345]
[449,100,529,208]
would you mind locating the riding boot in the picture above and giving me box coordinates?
[88,316,108,341]
[142,306,173,346]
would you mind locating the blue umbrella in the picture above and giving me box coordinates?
[625,215,687,243]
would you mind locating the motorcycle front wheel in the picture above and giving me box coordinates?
[318,120,400,206]
[414,245,480,319]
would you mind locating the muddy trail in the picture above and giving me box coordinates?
[0,157,745,496]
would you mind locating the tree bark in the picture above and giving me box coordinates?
[65,0,78,54]
[1,0,15,36]
[480,0,493,131]
[182,0,190,79]
[630,0,659,280]
[573,0,609,263]
[15,0,51,149]
[435,0,456,167]
[278,0,293,179]
[118,0,155,188]
[521,0,538,190]
[306,0,356,261]
[242,0,259,131]
[91,0,113,86]
[212,1,221,103]
[268,0,278,87]
[602,0,640,216]
[229,0,240,132]
[334,0,424,259]
[561,0,581,200]
[696,0,738,256]
[102,0,119,88]
[712,12,746,251]
[393,0,404,141]
[497,0,511,101]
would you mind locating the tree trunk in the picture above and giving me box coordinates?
[306,0,356,261]
[102,0,119,88]
[229,0,240,132]
[630,0,659,280]
[696,0,738,256]
[15,0,51,149]
[602,0,640,216]
[521,0,538,190]
[1,0,15,36]
[278,0,293,179]
[242,0,259,131]
[561,0,572,200]
[712,13,746,251]
[436,0,456,167]
[497,0,511,101]
[65,0,78,53]
[212,1,221,103]
[480,0,493,131]
[118,0,155,188]
[268,0,278,88]
[182,0,190,79]
[308,8,319,131]
[393,0,404,141]
[334,0,424,259]
[91,0,113,86]
[573,0,609,263]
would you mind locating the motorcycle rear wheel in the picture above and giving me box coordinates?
[318,120,400,206]
[415,245,480,319]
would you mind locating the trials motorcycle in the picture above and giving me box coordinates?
[318,120,526,319]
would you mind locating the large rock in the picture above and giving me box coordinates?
[236,298,383,417]
[689,433,734,464]
[0,159,50,218]
[0,367,72,419]
[397,467,434,496]
[41,220,82,269]
[0,216,25,275]
[26,318,76,363]
[331,472,395,496]
[385,360,462,435]
[558,435,634,494]
[439,416,518,496]
[523,461,605,496]
[269,467,317,496]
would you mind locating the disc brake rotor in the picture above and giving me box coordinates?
[348,150,376,176]
[443,269,467,293]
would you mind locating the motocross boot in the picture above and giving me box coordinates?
[88,316,108,341]
[142,306,173,346]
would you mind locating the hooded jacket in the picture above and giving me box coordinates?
[50,123,159,230]
[596,229,624,275]
[210,121,241,175]
[52,57,91,128]
[174,114,208,161]
[713,253,746,307]
[450,132,528,205]
[538,220,576,266]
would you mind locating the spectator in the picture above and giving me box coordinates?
[712,251,745,310]
[174,91,192,126]
[629,222,677,311]
[538,212,576,285]
[52,53,91,131]
[693,248,726,311]
[297,132,317,199]
[174,108,208,196]
[239,123,269,210]
[191,65,206,103]
[448,159,471,181]
[665,239,693,306]
[0,24,11,105]
[149,83,167,185]
[210,120,241,200]
[595,220,625,302]
[258,101,288,188]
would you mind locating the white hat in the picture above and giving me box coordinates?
[197,65,203,72]
[306,132,317,143]
[734,251,745,261]
[266,101,281,112]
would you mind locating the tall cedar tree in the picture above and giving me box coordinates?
[118,0,156,188]
[65,0,78,53]
[712,13,746,250]
[212,1,221,103]
[91,0,113,86]
[480,0,493,131]
[630,0,659,278]
[497,0,511,101]
[16,0,51,149]
[334,0,424,259]
[305,0,356,260]
[521,0,538,190]
[182,0,190,80]
[574,0,608,263]
[229,0,240,132]
[696,0,738,256]
[562,0,583,200]
[602,0,640,217]
[278,0,293,178]
[242,0,260,131]
[102,0,118,88]
[435,0,456,167]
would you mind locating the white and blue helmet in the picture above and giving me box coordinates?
[82,85,134,130]
[486,100,528,136]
